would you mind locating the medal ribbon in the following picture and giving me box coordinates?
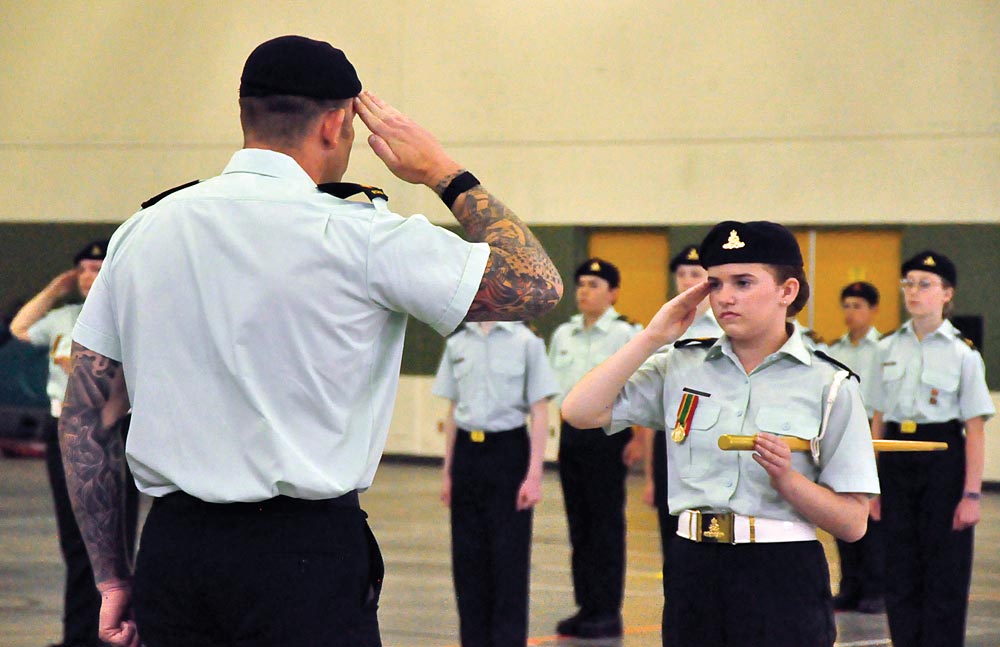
[674,393,700,440]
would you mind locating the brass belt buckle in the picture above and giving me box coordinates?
[699,512,734,544]
[470,430,486,443]
[900,420,917,434]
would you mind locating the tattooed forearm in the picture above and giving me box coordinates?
[59,342,133,586]
[448,184,563,321]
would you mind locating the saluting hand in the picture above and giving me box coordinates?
[643,281,713,348]
[46,268,81,299]
[354,91,462,188]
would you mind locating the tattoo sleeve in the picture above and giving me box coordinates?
[436,172,563,321]
[59,342,133,586]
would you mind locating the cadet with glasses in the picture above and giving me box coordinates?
[870,251,994,647]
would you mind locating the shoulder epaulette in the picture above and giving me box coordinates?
[317,182,388,202]
[804,329,827,345]
[879,328,898,340]
[673,337,717,349]
[616,314,635,325]
[140,180,200,209]
[961,336,978,351]
[813,350,860,382]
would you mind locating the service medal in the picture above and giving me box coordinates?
[672,392,700,444]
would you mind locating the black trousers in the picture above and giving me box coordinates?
[665,539,836,647]
[133,491,383,647]
[652,429,677,647]
[558,422,631,619]
[834,519,885,601]
[880,421,973,647]
[44,414,139,647]
[450,427,532,647]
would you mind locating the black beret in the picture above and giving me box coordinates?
[902,250,957,286]
[840,281,880,306]
[574,258,621,289]
[698,221,802,268]
[240,35,362,101]
[669,245,702,272]
[73,240,108,264]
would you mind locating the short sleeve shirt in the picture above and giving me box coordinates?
[27,303,82,407]
[828,327,882,418]
[73,149,490,502]
[548,307,640,406]
[869,319,994,424]
[611,329,880,520]
[432,322,559,430]
[679,308,723,341]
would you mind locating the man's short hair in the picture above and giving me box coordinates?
[239,95,349,146]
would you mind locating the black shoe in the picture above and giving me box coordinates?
[574,614,623,639]
[832,592,859,611]
[556,612,584,636]
[857,596,886,614]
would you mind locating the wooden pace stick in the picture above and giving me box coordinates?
[717,435,948,453]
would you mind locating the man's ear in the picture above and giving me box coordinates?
[319,108,347,149]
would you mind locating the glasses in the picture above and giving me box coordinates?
[900,278,942,292]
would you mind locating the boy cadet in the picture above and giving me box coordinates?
[57,35,561,647]
[434,321,559,646]
[549,258,644,639]
[828,281,885,613]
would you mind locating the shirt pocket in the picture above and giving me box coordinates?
[922,367,960,393]
[881,363,905,384]
[672,398,722,479]
[755,405,822,477]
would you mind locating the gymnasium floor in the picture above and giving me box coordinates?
[3,456,1000,646]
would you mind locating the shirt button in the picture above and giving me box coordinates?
[782,423,791,431]
[725,481,733,487]
[735,410,743,417]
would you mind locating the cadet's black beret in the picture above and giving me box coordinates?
[669,245,702,272]
[840,281,880,306]
[902,250,957,286]
[574,258,620,289]
[240,35,362,101]
[73,240,108,264]
[698,221,802,268]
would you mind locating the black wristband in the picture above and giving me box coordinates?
[963,491,982,501]
[440,171,480,209]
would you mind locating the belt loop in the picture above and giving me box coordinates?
[748,516,756,543]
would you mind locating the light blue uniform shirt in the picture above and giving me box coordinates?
[548,307,640,407]
[869,319,994,424]
[432,322,560,431]
[611,328,880,521]
[27,303,82,412]
[828,327,882,419]
[74,149,490,502]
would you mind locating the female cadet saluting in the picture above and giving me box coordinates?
[869,251,994,647]
[561,221,880,647]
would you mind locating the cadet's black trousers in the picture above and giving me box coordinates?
[834,519,885,601]
[558,422,631,619]
[450,426,532,647]
[665,539,836,647]
[133,491,383,647]
[44,414,139,647]
[880,420,972,647]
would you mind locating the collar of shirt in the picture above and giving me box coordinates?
[836,326,881,347]
[706,326,813,372]
[463,321,518,336]
[568,306,621,334]
[222,148,318,192]
[900,318,959,341]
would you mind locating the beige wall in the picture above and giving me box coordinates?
[1,1,997,225]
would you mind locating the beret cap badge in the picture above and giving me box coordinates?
[686,248,699,261]
[722,230,746,250]
[923,256,936,267]
[590,261,601,272]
